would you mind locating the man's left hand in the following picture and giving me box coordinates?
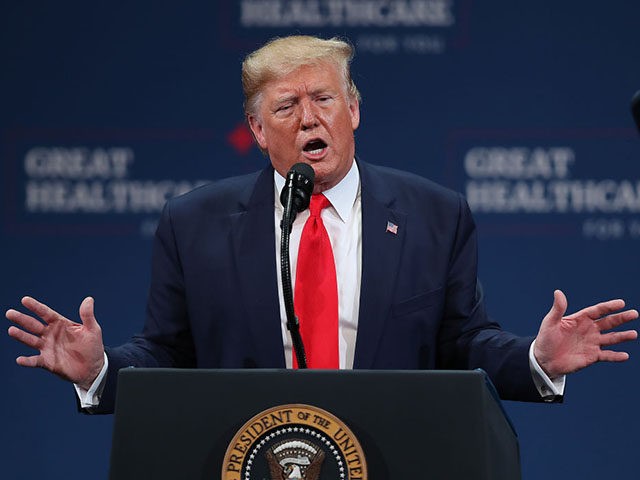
[534,290,638,379]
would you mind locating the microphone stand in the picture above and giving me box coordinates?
[281,173,308,369]
[632,90,640,134]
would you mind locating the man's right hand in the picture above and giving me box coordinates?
[6,296,105,390]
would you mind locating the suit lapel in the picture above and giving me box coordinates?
[230,166,286,367]
[354,162,407,369]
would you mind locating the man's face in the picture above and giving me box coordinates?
[247,61,360,193]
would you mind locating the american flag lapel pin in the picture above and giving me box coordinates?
[386,221,398,235]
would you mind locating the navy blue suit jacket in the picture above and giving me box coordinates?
[98,161,539,413]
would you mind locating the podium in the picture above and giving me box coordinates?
[109,369,521,479]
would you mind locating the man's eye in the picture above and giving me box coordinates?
[276,105,292,113]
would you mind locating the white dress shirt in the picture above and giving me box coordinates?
[274,160,362,369]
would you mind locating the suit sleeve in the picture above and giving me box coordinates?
[436,194,541,402]
[94,201,196,413]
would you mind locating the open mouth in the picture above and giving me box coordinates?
[303,139,328,155]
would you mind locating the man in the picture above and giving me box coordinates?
[6,36,638,414]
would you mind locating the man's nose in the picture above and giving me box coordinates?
[300,99,318,130]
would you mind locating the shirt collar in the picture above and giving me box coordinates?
[273,160,360,223]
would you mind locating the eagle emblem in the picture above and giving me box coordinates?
[266,439,325,480]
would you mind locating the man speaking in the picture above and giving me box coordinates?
[6,36,638,413]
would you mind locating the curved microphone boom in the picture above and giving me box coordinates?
[279,163,315,369]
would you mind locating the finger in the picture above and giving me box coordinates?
[569,299,627,321]
[7,325,43,350]
[21,296,67,325]
[599,330,638,347]
[78,297,99,330]
[546,289,568,322]
[598,350,630,363]
[597,309,639,331]
[5,309,46,335]
[16,355,43,368]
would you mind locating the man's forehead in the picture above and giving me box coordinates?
[263,62,341,96]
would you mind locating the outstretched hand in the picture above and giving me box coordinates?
[534,290,638,379]
[6,296,105,390]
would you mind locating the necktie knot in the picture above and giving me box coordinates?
[309,194,330,217]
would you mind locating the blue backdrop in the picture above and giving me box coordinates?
[2,1,639,478]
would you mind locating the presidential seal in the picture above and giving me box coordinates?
[222,404,367,480]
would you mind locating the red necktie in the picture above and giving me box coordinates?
[294,194,339,369]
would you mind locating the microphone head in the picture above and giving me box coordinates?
[280,163,315,213]
[632,91,640,134]
[291,162,315,184]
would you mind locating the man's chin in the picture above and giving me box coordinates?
[311,168,348,194]
[272,156,351,193]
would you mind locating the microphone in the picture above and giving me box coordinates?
[280,162,315,231]
[632,91,640,134]
[279,163,315,369]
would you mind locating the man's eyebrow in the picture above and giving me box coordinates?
[271,94,298,106]
[310,86,337,96]
[270,86,339,107]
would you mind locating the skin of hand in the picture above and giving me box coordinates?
[6,296,106,390]
[534,289,639,379]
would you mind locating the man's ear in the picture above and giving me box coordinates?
[349,97,360,131]
[247,114,268,150]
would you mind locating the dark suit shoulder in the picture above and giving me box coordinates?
[360,161,464,212]
[165,167,269,219]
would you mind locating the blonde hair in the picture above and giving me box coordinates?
[242,35,361,116]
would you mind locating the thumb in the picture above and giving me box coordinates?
[79,296,99,329]
[547,289,568,322]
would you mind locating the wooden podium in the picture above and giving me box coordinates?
[109,369,521,479]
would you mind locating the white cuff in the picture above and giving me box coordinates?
[74,352,109,409]
[529,339,566,401]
